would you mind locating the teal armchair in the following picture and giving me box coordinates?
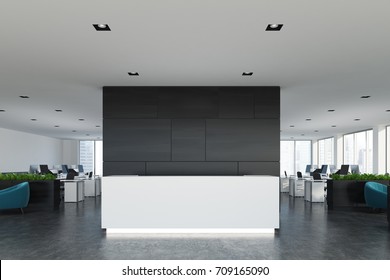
[0,182,30,213]
[364,181,388,209]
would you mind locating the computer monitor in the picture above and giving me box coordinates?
[39,164,52,175]
[350,165,360,174]
[62,165,69,174]
[320,165,328,174]
[305,165,312,173]
[339,164,350,175]
[66,169,78,180]
[29,165,39,174]
[78,165,84,173]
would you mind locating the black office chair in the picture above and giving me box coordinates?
[313,173,322,180]
[297,171,303,179]
[284,171,288,178]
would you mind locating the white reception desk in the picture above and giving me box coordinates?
[102,175,279,234]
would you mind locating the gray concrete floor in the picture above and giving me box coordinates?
[0,193,389,260]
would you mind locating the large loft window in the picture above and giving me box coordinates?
[79,140,103,176]
[280,140,312,177]
[343,130,373,173]
[318,137,334,166]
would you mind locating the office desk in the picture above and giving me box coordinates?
[63,180,85,202]
[289,177,305,197]
[304,179,326,202]
[84,177,101,197]
[102,175,279,233]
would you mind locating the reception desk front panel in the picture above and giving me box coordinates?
[102,175,279,233]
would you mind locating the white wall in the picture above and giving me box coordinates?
[0,127,63,172]
[62,140,79,166]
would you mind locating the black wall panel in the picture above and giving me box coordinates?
[206,119,280,161]
[238,162,280,176]
[158,88,218,118]
[104,162,145,176]
[103,87,280,176]
[146,162,237,175]
[103,119,171,161]
[172,120,205,161]
[103,87,158,118]
[218,88,254,118]
[254,87,280,119]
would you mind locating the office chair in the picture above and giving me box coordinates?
[297,171,303,179]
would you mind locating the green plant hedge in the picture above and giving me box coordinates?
[330,173,390,180]
[0,173,56,181]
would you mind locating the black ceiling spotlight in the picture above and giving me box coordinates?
[354,118,361,121]
[93,24,111,31]
[30,118,37,121]
[78,118,85,121]
[360,95,371,99]
[19,95,29,98]
[266,24,283,31]
[128,72,139,76]
[72,130,77,132]
[0,110,5,112]
[331,125,337,127]
[242,72,253,76]
[328,109,335,112]
[305,118,311,121]
[290,125,295,127]
[55,109,62,112]
[54,125,60,127]
[386,110,390,112]
[314,130,319,132]
[96,125,101,127]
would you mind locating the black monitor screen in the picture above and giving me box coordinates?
[78,165,84,173]
[320,165,328,174]
[305,165,311,173]
[340,164,349,175]
[39,165,51,174]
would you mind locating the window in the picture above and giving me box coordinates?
[343,130,373,173]
[79,140,103,176]
[318,137,334,166]
[280,140,312,176]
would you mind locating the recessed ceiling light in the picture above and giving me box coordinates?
[360,95,371,99]
[290,125,295,127]
[128,72,139,76]
[331,125,337,127]
[242,72,253,76]
[78,118,85,121]
[328,109,335,112]
[305,118,311,121]
[354,118,361,121]
[96,125,101,128]
[30,118,37,121]
[0,110,5,112]
[54,125,60,128]
[314,130,319,132]
[266,24,283,31]
[19,95,29,99]
[93,24,111,31]
[72,130,77,132]
[386,110,390,112]
[55,109,62,112]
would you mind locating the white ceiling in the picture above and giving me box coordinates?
[0,0,389,140]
